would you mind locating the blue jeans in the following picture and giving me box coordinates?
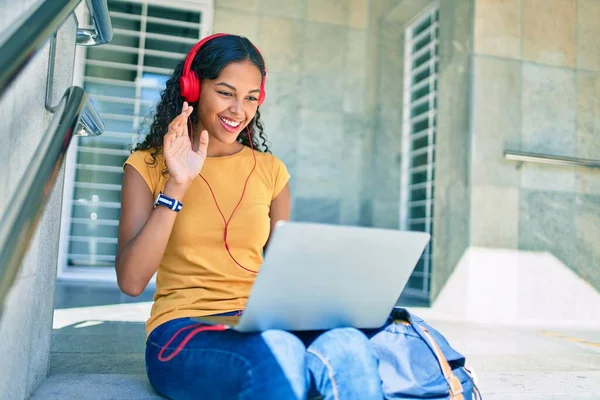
[145,314,384,399]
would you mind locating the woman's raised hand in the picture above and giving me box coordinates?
[163,102,209,188]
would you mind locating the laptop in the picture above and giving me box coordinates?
[193,221,430,332]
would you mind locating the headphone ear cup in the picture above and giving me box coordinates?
[257,75,266,106]
[179,73,200,103]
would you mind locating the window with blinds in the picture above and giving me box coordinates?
[60,0,210,275]
[400,4,439,299]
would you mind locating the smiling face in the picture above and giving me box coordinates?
[195,59,263,153]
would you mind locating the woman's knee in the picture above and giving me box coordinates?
[308,327,378,365]
[261,329,307,374]
[258,330,309,399]
[261,329,306,359]
[306,328,382,399]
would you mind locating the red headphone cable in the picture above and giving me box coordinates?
[188,120,258,274]
[157,309,243,362]
[157,323,226,362]
[158,121,256,364]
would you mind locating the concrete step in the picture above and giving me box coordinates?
[45,292,600,400]
[31,371,600,399]
[31,374,162,400]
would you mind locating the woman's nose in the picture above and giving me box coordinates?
[229,98,243,115]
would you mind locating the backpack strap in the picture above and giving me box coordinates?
[419,326,465,400]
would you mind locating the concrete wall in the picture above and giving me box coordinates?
[430,0,474,299]
[213,0,373,226]
[368,16,403,230]
[361,0,404,229]
[470,0,600,291]
[215,0,459,232]
[371,0,475,297]
[0,1,77,398]
[383,0,600,301]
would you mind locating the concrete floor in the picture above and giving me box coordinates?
[31,280,600,399]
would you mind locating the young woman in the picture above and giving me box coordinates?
[117,33,384,400]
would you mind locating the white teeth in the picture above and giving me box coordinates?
[220,117,240,128]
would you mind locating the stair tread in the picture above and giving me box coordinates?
[31,374,163,399]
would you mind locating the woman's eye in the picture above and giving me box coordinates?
[247,96,258,102]
[218,91,233,97]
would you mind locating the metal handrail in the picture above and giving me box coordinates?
[0,86,103,306]
[504,150,600,169]
[0,0,113,97]
[77,0,113,45]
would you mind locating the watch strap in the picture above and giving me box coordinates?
[154,192,183,212]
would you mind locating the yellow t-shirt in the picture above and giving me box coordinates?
[123,146,290,337]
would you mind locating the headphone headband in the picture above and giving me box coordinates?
[182,33,228,78]
[179,33,267,105]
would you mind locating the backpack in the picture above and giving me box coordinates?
[370,308,482,399]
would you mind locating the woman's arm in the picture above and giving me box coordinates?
[115,168,188,296]
[266,183,291,251]
[115,102,206,296]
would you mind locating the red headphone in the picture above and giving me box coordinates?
[179,33,267,105]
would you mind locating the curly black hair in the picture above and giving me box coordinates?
[134,34,270,164]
